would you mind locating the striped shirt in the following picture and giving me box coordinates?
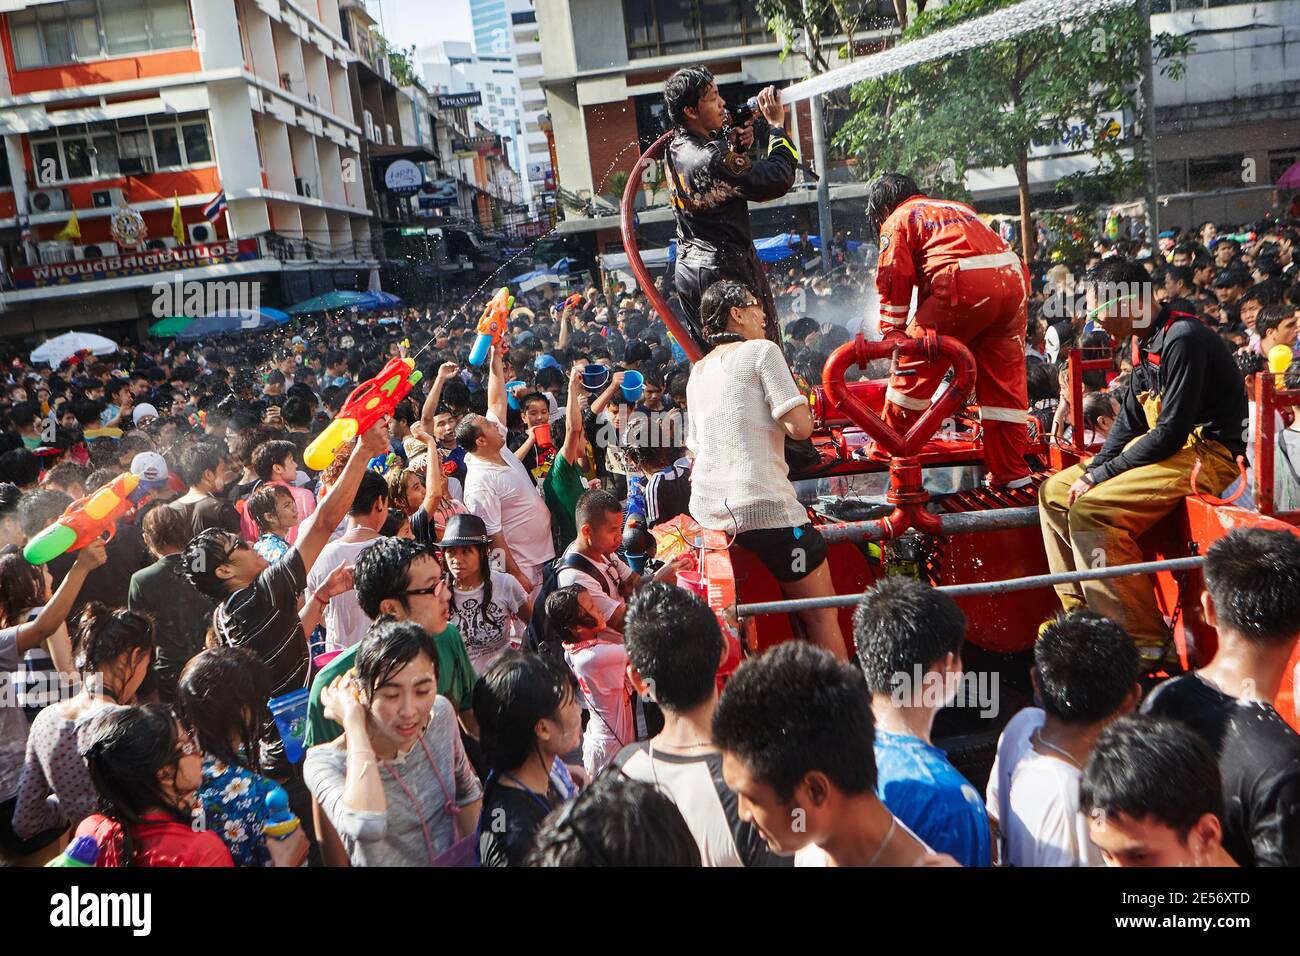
[213,548,310,777]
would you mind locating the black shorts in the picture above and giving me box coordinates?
[734,524,829,584]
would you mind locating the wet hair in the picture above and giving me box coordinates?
[445,539,493,630]
[853,577,966,695]
[1086,256,1152,293]
[1080,715,1223,841]
[17,487,72,539]
[575,488,622,532]
[663,65,714,127]
[0,448,40,487]
[1082,390,1117,429]
[1255,303,1295,340]
[0,553,46,627]
[697,279,754,346]
[1202,527,1300,646]
[353,537,436,619]
[181,528,241,600]
[82,704,190,863]
[176,441,225,487]
[713,642,876,802]
[176,646,270,771]
[73,602,155,680]
[251,440,297,482]
[43,461,88,493]
[1034,610,1137,724]
[526,772,701,866]
[865,172,922,237]
[282,396,314,428]
[473,650,578,772]
[354,617,438,702]
[349,469,389,517]
[624,583,722,712]
[141,503,190,558]
[544,584,598,644]
[247,483,294,534]
[454,415,486,452]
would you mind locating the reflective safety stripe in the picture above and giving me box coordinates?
[957,251,1023,271]
[768,134,800,162]
[980,405,1030,423]
[885,387,930,411]
[880,303,909,315]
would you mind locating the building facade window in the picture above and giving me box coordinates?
[9,0,193,69]
[623,0,770,59]
[29,112,214,183]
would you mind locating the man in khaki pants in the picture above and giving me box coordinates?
[1039,258,1247,671]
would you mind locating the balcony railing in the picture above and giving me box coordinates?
[259,231,385,263]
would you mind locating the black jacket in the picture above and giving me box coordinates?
[1088,303,1248,484]
[665,126,798,260]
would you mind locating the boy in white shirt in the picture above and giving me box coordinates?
[986,610,1140,866]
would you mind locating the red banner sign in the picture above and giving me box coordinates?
[12,239,262,289]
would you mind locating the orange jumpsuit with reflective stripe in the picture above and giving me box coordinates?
[876,195,1030,484]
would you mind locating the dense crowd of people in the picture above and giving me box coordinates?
[0,194,1296,869]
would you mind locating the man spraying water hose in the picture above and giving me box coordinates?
[866,173,1033,489]
[662,67,799,353]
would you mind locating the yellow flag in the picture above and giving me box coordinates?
[171,194,184,245]
[53,208,80,242]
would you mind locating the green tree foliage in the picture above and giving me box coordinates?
[835,0,1191,258]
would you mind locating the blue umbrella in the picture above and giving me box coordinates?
[176,308,289,341]
[286,290,372,315]
[360,291,403,309]
[552,257,577,272]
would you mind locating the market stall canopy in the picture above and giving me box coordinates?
[147,316,195,338]
[31,331,118,365]
[176,308,289,341]
[1277,160,1300,190]
[286,290,373,315]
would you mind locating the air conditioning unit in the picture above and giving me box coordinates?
[29,188,68,214]
[38,241,73,263]
[145,237,179,250]
[90,187,126,209]
[118,156,154,176]
[188,222,216,245]
[74,242,119,260]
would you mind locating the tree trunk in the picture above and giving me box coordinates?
[1015,146,1034,262]
[893,0,907,30]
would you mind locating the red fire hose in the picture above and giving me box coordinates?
[823,332,978,540]
[619,130,703,362]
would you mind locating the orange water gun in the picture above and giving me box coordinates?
[24,473,152,564]
[468,287,514,367]
[304,357,422,471]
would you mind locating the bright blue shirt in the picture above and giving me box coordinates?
[874,729,991,867]
[197,757,278,867]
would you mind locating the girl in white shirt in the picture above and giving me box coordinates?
[686,279,846,659]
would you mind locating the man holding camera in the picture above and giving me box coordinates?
[663,67,800,353]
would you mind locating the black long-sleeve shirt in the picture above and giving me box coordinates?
[666,126,798,259]
[1088,303,1247,485]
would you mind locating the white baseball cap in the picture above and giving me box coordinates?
[130,451,169,483]
[132,403,159,426]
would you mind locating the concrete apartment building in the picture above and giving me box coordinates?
[0,0,379,336]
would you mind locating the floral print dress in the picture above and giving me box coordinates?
[196,756,277,867]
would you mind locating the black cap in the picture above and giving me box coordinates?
[435,512,489,548]
[1212,268,1249,289]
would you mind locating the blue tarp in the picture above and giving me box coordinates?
[752,233,862,263]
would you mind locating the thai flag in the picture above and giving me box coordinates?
[202,190,227,223]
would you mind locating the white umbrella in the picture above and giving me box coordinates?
[30,331,119,366]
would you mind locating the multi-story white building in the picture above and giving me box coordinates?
[507,0,553,202]
[0,0,378,336]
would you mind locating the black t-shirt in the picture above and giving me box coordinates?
[1142,673,1300,867]
[477,777,560,867]
[213,548,310,777]
[170,494,241,537]
[48,518,152,630]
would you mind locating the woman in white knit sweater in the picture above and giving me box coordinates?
[685,279,846,659]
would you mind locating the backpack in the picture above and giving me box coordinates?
[524,550,612,659]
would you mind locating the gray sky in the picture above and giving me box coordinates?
[368,0,474,51]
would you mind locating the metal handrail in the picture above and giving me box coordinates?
[735,555,1206,617]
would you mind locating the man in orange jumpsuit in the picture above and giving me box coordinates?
[868,173,1032,488]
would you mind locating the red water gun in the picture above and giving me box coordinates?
[304,357,422,471]
[468,287,514,367]
[24,472,152,564]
